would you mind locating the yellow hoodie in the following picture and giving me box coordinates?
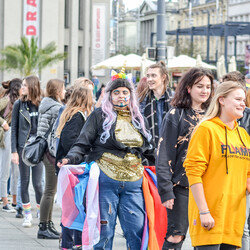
[184,117,250,248]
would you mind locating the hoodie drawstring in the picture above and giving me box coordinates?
[225,127,228,174]
[224,126,247,175]
[236,127,246,148]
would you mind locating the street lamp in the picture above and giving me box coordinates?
[202,10,210,63]
[156,0,166,62]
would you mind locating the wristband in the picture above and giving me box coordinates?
[199,211,210,215]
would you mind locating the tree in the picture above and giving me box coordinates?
[0,36,67,76]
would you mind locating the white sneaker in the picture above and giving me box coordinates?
[22,214,33,228]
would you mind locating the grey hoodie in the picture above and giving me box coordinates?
[37,97,62,138]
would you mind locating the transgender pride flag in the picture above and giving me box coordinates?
[57,162,100,250]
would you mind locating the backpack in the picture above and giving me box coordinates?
[48,110,87,157]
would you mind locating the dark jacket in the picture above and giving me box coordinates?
[238,107,250,135]
[156,107,205,203]
[11,99,38,152]
[55,111,86,174]
[140,89,172,147]
[65,108,155,165]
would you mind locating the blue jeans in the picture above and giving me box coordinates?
[94,170,145,250]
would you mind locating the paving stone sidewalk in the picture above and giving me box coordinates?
[0,188,192,250]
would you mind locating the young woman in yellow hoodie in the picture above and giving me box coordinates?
[184,81,250,249]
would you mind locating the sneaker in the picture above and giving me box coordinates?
[2,204,16,213]
[72,246,82,250]
[12,203,17,208]
[22,214,33,228]
[16,207,24,218]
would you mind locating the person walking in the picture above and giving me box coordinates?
[11,75,43,228]
[156,68,214,249]
[56,86,94,250]
[184,81,250,249]
[222,71,250,250]
[138,61,172,147]
[57,75,155,249]
[37,79,65,239]
[0,78,22,212]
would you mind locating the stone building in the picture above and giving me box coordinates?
[0,0,110,86]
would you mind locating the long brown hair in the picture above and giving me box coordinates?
[46,79,64,101]
[56,87,94,137]
[171,67,214,110]
[138,61,169,102]
[0,78,22,120]
[245,88,250,108]
[21,75,41,106]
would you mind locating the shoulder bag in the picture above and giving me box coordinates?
[22,126,52,166]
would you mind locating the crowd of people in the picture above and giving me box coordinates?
[0,63,249,250]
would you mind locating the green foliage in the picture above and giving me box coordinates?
[0,36,67,76]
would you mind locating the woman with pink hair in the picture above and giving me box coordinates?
[58,76,154,249]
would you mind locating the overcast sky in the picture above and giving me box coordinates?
[124,0,144,10]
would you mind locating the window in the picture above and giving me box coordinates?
[78,0,83,30]
[65,0,70,28]
[64,46,69,71]
[78,46,84,74]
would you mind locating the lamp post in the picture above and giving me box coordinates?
[206,11,210,63]
[156,0,166,62]
[202,10,210,63]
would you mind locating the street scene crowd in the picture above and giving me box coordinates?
[0,62,250,250]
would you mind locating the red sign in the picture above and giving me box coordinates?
[23,0,40,41]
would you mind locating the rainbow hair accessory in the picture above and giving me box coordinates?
[110,62,133,82]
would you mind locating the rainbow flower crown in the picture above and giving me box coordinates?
[111,63,132,82]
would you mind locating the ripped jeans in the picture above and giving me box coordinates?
[94,170,145,250]
[163,185,189,250]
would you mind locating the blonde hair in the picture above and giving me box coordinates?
[201,81,245,123]
[56,87,94,137]
[73,77,94,89]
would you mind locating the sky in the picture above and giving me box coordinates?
[124,0,144,10]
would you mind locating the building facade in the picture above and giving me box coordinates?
[139,0,179,52]
[136,0,231,63]
[118,9,138,54]
[0,0,110,87]
[228,0,250,63]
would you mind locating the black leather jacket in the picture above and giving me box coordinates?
[66,108,155,165]
[11,99,35,152]
[238,107,250,135]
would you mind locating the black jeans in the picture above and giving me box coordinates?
[163,185,189,250]
[195,244,236,250]
[61,223,82,249]
[18,147,43,204]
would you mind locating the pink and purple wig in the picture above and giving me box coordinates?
[100,78,151,144]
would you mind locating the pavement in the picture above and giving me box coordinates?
[0,187,193,250]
